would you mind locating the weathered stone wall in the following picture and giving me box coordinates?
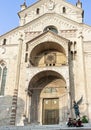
[19,0,83,26]
[0,96,12,125]
[84,42,91,121]
[0,0,91,126]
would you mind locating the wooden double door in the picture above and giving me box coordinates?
[42,98,59,125]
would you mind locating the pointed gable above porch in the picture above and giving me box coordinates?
[27,30,69,49]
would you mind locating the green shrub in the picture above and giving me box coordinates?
[81,115,88,123]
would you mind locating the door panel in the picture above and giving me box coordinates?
[43,98,59,125]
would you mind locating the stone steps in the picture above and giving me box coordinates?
[0,124,91,130]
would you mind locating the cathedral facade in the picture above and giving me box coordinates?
[0,0,91,126]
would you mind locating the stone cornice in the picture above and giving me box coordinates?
[23,13,80,31]
[84,52,91,55]
[83,41,91,43]
[0,27,20,38]
[1,14,91,41]
[82,23,91,32]
[18,0,82,17]
[0,44,18,47]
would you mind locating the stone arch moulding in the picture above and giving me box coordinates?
[29,41,67,66]
[28,70,67,91]
[31,40,67,54]
[27,31,69,56]
[26,70,69,124]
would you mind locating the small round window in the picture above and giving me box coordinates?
[44,26,58,34]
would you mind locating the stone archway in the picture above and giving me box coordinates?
[29,41,67,67]
[28,71,68,124]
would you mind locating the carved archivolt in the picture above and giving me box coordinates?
[24,14,77,33]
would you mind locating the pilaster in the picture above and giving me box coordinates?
[76,30,88,116]
[14,37,23,125]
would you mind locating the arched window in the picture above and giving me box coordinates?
[0,62,7,95]
[43,26,58,34]
[63,7,66,13]
[3,39,6,45]
[36,8,40,14]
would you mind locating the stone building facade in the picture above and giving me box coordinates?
[0,0,91,126]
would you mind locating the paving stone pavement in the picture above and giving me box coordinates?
[0,124,91,130]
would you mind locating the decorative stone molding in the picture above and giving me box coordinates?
[23,13,78,34]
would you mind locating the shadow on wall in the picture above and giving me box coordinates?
[0,95,24,126]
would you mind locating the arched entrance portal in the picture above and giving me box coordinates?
[28,71,68,125]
